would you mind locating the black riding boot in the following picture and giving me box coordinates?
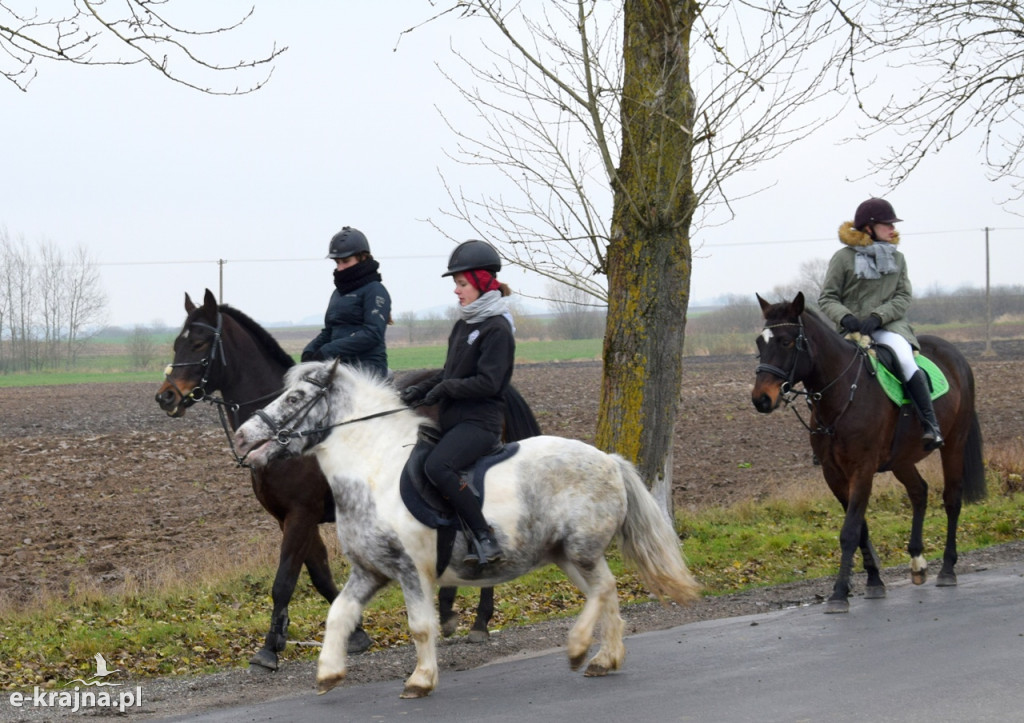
[906,370,944,450]
[463,528,503,565]
[444,486,503,565]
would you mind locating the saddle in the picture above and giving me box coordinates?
[399,425,519,575]
[865,344,949,406]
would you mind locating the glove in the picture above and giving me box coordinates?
[840,314,860,334]
[300,350,316,362]
[399,384,427,405]
[859,315,882,336]
[422,382,449,407]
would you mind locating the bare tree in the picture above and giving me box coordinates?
[63,245,108,365]
[843,2,1024,203]
[1,1,285,94]
[547,281,604,340]
[128,324,157,369]
[416,1,855,513]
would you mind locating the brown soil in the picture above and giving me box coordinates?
[1,340,1022,718]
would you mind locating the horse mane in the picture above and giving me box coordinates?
[219,304,296,370]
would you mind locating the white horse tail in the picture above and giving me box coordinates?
[615,455,702,605]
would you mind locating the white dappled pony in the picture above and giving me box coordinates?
[234,360,701,698]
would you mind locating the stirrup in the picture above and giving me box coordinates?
[463,531,503,565]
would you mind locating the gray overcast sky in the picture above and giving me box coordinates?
[3,2,1022,329]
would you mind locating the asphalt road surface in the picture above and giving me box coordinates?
[161,559,1024,723]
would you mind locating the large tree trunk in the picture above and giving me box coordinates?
[596,0,696,518]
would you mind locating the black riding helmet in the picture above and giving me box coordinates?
[328,227,370,259]
[442,239,501,277]
[853,198,903,230]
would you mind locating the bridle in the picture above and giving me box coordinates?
[163,308,281,465]
[756,316,868,435]
[243,372,408,465]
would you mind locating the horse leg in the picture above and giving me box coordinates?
[858,523,886,599]
[936,448,966,586]
[467,586,494,643]
[302,528,373,654]
[249,520,308,671]
[316,567,387,695]
[559,559,625,675]
[826,482,872,614]
[398,569,440,699]
[438,586,458,638]
[892,462,931,585]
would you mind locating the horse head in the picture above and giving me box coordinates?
[233,359,351,468]
[155,289,227,416]
[751,291,815,413]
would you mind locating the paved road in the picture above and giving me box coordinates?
[163,560,1024,722]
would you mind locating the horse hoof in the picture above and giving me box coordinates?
[440,617,459,638]
[347,628,372,654]
[911,570,927,585]
[936,571,958,587]
[864,585,886,600]
[400,685,432,699]
[316,674,346,695]
[248,649,279,672]
[467,629,489,644]
[824,599,849,614]
[584,663,610,677]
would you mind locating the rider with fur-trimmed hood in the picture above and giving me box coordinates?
[818,198,943,450]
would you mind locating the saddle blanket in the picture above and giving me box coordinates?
[868,352,949,406]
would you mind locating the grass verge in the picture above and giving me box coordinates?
[1,473,1020,689]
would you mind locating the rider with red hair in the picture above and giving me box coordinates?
[400,240,515,565]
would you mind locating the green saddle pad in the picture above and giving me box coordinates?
[868,352,949,406]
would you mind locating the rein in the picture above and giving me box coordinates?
[240,373,409,465]
[758,318,868,436]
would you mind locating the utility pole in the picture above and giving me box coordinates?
[218,259,226,304]
[983,228,995,357]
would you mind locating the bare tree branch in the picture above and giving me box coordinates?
[0,1,285,94]
[845,1,1024,205]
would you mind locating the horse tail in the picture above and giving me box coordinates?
[962,411,986,503]
[614,455,701,605]
[501,384,542,441]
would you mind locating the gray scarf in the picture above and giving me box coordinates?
[459,290,516,333]
[854,242,898,279]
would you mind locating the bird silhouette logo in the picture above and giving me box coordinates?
[65,653,123,687]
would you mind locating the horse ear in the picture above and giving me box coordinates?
[184,293,196,313]
[792,291,805,315]
[756,293,770,314]
[203,288,218,310]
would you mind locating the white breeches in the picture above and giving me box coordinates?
[869,329,918,381]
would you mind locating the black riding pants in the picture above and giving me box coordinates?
[423,422,499,533]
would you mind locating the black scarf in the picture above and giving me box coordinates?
[333,259,382,295]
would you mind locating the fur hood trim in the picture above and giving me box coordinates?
[838,221,900,247]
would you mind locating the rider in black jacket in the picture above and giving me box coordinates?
[301,226,391,378]
[400,240,515,565]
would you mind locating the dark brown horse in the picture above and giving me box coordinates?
[155,289,541,670]
[751,291,985,613]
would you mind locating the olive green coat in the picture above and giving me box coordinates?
[817,221,919,349]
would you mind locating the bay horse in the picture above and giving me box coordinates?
[231,360,700,698]
[751,291,985,613]
[154,289,541,671]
